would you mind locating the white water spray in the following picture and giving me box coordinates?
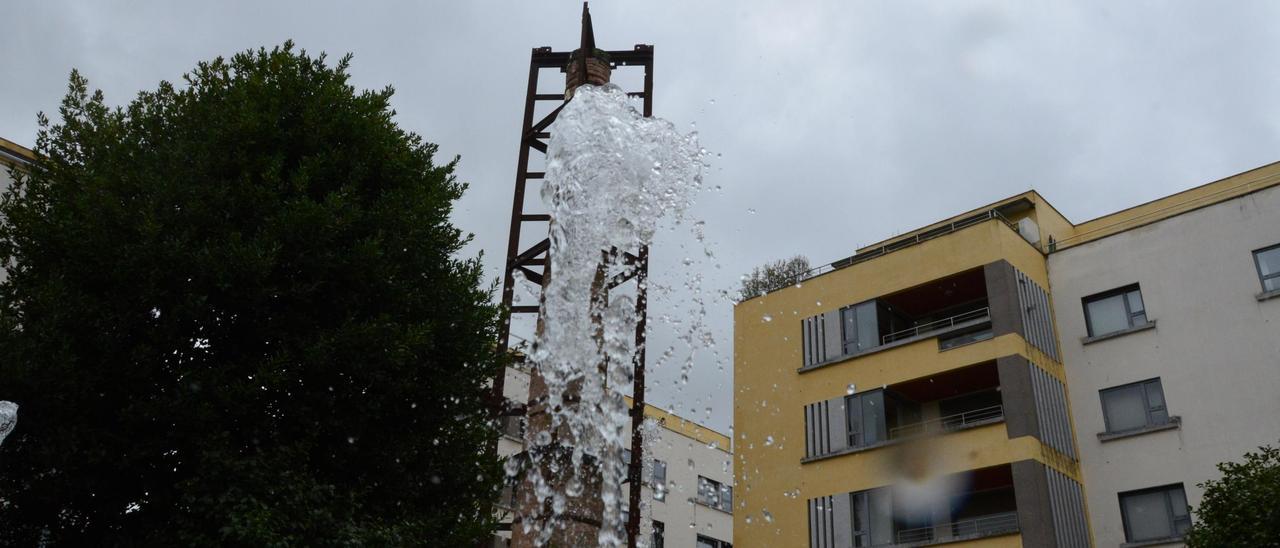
[522,83,704,547]
[0,401,17,446]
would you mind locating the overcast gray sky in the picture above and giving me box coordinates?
[4,1,1279,434]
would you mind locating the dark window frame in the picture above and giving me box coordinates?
[652,459,667,501]
[696,534,731,548]
[697,475,733,513]
[652,520,664,548]
[1119,483,1190,542]
[1082,284,1147,337]
[1253,243,1280,293]
[1099,378,1169,433]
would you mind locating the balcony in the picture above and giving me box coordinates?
[896,511,1020,545]
[889,404,1004,440]
[814,464,1022,547]
[882,307,992,346]
[804,362,1008,462]
[801,268,998,372]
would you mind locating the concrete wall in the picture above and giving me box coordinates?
[1048,184,1280,546]
[643,420,734,548]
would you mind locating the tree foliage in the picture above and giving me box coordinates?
[1186,441,1280,547]
[737,255,811,301]
[0,43,504,545]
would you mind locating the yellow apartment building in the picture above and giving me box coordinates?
[734,160,1280,547]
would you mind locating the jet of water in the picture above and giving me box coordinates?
[524,83,704,547]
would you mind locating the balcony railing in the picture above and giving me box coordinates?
[895,511,1020,544]
[889,404,1005,440]
[880,307,991,345]
[760,209,1018,296]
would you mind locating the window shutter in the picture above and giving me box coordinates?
[827,395,848,453]
[822,310,843,361]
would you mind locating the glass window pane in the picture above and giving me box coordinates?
[1144,382,1165,409]
[697,537,716,548]
[862,391,885,445]
[1103,385,1149,431]
[1123,490,1174,541]
[1126,290,1145,314]
[1169,487,1189,518]
[856,301,879,351]
[1266,276,1280,292]
[720,484,733,512]
[868,488,895,546]
[1258,247,1280,277]
[842,307,859,353]
[1087,294,1129,335]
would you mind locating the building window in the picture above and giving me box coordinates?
[1254,244,1280,292]
[1120,484,1190,542]
[851,488,895,546]
[846,390,887,448]
[697,476,733,513]
[652,459,667,501]
[696,534,731,548]
[651,520,664,548]
[499,399,525,439]
[1083,284,1147,337]
[1100,378,1169,433]
[840,300,880,354]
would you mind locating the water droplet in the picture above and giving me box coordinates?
[708,98,716,105]
[346,436,355,444]
[764,435,774,446]
[761,314,773,323]
[763,509,774,523]
[846,383,856,395]
[747,208,757,214]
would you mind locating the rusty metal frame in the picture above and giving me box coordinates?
[491,42,655,548]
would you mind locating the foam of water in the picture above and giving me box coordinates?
[0,401,17,446]
[521,83,704,547]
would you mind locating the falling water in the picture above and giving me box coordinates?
[521,83,704,547]
[0,401,16,446]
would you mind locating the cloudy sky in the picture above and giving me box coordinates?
[4,1,1279,433]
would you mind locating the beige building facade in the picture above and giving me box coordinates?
[1048,178,1280,547]
[494,362,734,548]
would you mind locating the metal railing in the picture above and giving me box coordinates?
[895,511,1020,544]
[880,307,991,345]
[889,404,1005,440]
[759,209,1018,296]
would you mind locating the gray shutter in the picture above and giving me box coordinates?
[831,493,852,548]
[827,395,848,453]
[822,310,843,361]
[1015,269,1060,361]
[808,495,836,548]
[802,310,842,367]
[802,315,822,366]
[805,401,829,458]
[1029,363,1076,459]
[1046,467,1090,547]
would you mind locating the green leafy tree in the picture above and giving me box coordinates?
[0,43,504,546]
[737,255,811,301]
[1186,442,1280,547]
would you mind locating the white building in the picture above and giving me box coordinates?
[0,137,34,285]
[494,362,734,548]
[1048,169,1280,546]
